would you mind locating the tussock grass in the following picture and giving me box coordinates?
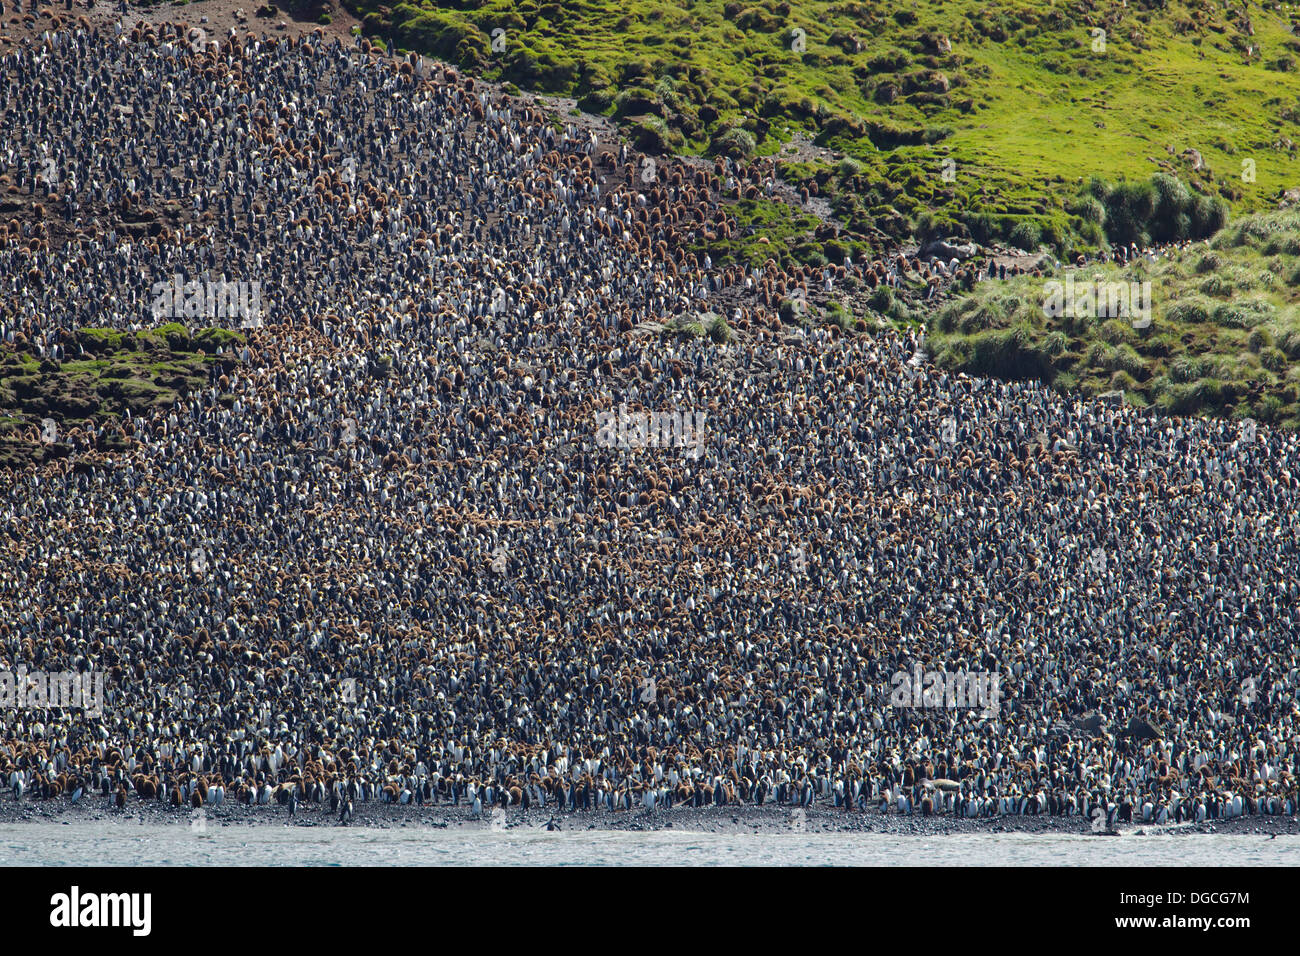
[0,326,244,466]
[930,208,1300,426]
[350,0,1300,253]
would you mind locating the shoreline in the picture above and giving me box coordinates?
[3,799,1297,837]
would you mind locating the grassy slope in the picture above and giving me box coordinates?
[931,207,1300,426]
[350,0,1300,253]
[0,325,243,466]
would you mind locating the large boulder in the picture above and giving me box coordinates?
[1119,716,1164,741]
[1073,710,1107,735]
[920,237,977,262]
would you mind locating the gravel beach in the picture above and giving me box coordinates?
[4,798,1299,838]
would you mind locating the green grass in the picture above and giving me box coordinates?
[660,313,708,338]
[686,197,862,267]
[930,207,1300,426]
[0,326,243,466]
[350,0,1300,254]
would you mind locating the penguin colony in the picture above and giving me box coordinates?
[0,21,1297,826]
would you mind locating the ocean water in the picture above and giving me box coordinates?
[0,823,1296,865]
